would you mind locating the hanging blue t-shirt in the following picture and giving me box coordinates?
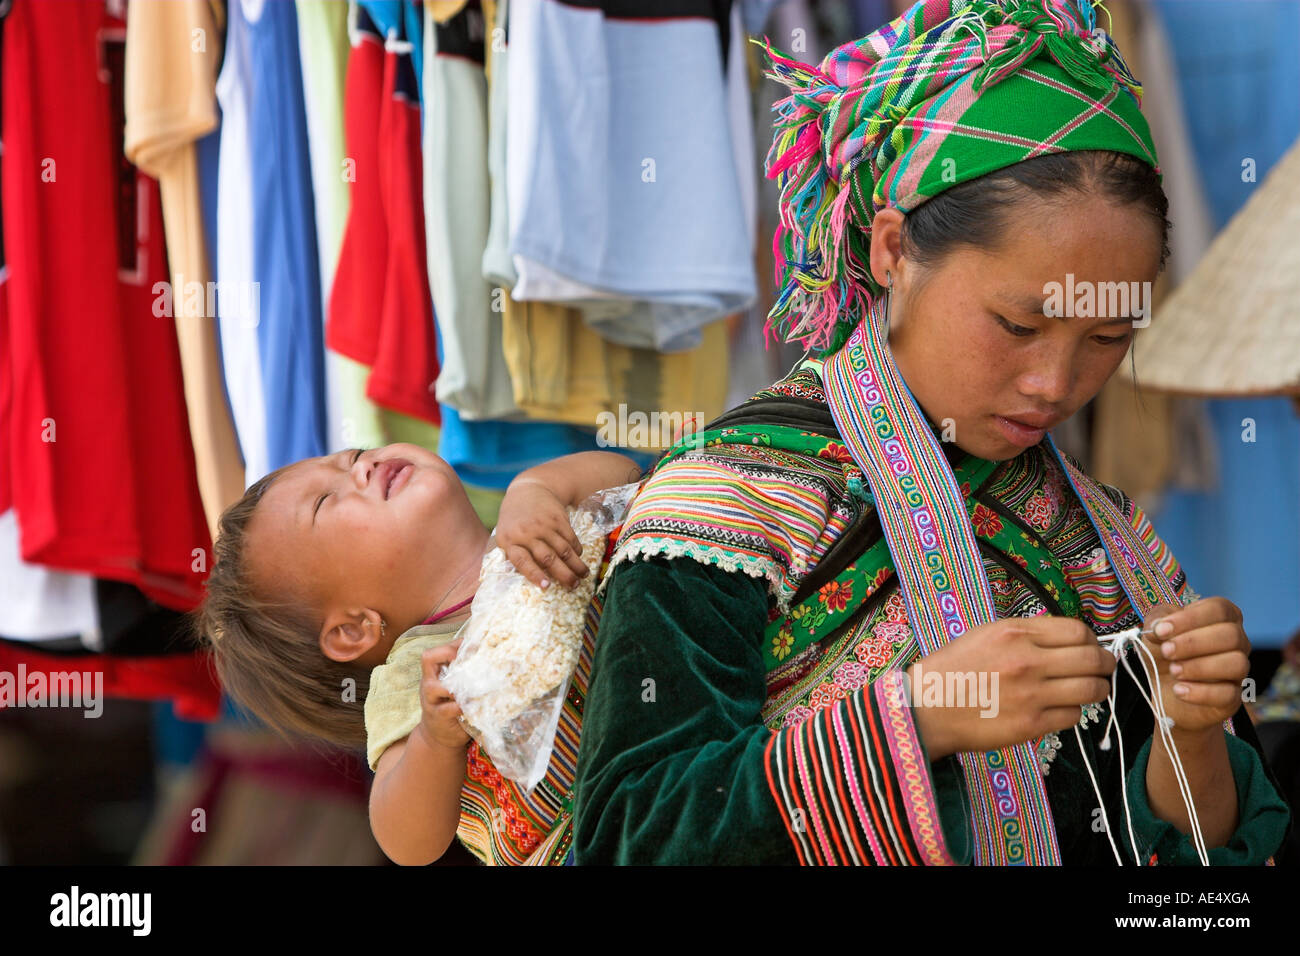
[243,0,328,469]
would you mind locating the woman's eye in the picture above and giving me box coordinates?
[995,315,1036,337]
[1094,332,1133,346]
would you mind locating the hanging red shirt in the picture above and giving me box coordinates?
[326,18,386,366]
[327,10,441,424]
[1,0,210,610]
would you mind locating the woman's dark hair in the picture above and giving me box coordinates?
[901,149,1170,272]
[900,148,1170,391]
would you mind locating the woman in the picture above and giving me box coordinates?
[571,0,1290,864]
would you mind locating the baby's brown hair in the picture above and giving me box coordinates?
[194,468,370,751]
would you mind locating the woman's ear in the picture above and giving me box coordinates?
[869,207,907,288]
[320,607,386,663]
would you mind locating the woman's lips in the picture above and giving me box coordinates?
[994,415,1049,446]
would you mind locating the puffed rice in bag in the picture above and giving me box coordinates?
[441,483,639,791]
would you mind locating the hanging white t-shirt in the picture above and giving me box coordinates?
[0,511,100,648]
[297,0,351,454]
[480,0,517,291]
[504,0,756,352]
[424,1,519,420]
[215,0,267,488]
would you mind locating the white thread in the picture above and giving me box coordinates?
[1075,722,1122,864]
[1120,637,1210,864]
[1079,633,1139,864]
[1084,625,1210,865]
[1104,642,1141,863]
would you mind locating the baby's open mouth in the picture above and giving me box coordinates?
[376,459,414,500]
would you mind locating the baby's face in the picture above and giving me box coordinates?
[244,443,468,614]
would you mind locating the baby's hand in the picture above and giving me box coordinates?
[495,479,589,590]
[416,640,470,751]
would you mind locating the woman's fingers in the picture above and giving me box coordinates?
[1167,649,1250,683]
[1021,616,1095,647]
[1148,596,1243,639]
[1041,675,1113,709]
[1167,679,1244,710]
[1149,621,1248,662]
[1040,643,1117,679]
[1041,706,1093,735]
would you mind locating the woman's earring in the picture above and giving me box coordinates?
[881,271,893,334]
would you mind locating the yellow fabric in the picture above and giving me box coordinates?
[482,0,497,85]
[364,620,466,772]
[428,0,471,24]
[501,298,731,448]
[124,0,246,538]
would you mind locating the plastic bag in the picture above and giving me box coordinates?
[441,482,640,792]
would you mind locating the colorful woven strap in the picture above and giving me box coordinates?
[822,309,1060,865]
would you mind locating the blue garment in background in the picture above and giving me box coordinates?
[360,0,425,85]
[196,129,221,279]
[741,0,786,36]
[433,327,655,490]
[1153,0,1300,228]
[1145,0,1300,647]
[850,0,894,36]
[245,0,329,469]
[195,126,245,463]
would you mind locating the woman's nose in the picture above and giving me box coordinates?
[1018,354,1075,406]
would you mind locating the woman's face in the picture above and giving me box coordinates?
[871,193,1163,461]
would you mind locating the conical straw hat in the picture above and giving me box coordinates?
[1121,135,1300,397]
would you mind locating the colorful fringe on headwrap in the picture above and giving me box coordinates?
[758,0,1161,355]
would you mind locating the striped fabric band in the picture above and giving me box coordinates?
[603,441,857,614]
[764,669,956,865]
[456,579,607,865]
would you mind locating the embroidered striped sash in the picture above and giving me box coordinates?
[822,311,1060,865]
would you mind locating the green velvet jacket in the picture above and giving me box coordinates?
[571,367,1291,865]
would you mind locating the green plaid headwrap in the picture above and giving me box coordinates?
[760,0,1161,355]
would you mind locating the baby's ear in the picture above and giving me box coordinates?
[320,608,382,663]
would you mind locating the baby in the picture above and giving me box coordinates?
[196,442,642,865]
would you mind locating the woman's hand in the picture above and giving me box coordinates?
[908,615,1116,759]
[416,640,471,751]
[496,479,589,590]
[1137,598,1248,847]
[1138,598,1250,737]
